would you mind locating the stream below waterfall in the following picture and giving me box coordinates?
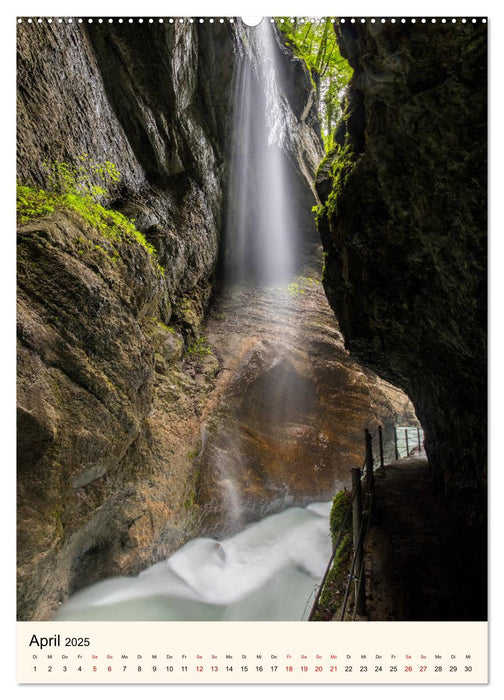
[55,502,332,621]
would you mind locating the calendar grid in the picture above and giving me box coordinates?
[17,621,488,684]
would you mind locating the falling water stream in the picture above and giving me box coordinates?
[55,19,330,622]
[224,19,297,283]
[211,18,310,530]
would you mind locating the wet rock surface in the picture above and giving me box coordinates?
[16,212,416,622]
[16,210,220,620]
[195,253,417,535]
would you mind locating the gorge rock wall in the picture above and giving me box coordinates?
[316,21,487,525]
[17,19,231,621]
[17,20,231,329]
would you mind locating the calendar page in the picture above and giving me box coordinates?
[15,4,488,688]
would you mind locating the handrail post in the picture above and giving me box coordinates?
[394,427,399,460]
[365,429,374,491]
[378,425,384,468]
[405,428,409,457]
[352,468,366,616]
[417,426,422,454]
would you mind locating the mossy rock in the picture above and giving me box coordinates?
[311,489,353,621]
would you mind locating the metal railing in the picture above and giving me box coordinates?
[394,425,424,459]
[307,424,423,621]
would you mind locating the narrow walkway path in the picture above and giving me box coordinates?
[364,456,486,621]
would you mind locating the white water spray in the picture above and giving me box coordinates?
[209,19,310,532]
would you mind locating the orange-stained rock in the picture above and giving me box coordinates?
[195,255,417,535]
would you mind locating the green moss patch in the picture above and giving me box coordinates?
[311,489,353,621]
[17,156,163,275]
[186,337,213,360]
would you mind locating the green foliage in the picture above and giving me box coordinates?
[283,275,318,296]
[276,18,353,151]
[93,243,120,263]
[63,192,160,264]
[43,154,120,201]
[320,142,358,223]
[286,281,306,296]
[16,156,163,275]
[329,489,352,547]
[16,184,55,224]
[186,337,213,360]
[157,321,177,335]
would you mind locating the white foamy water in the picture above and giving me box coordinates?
[54,502,332,621]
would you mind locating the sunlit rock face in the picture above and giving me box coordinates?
[195,21,417,536]
[194,258,417,536]
[316,21,487,525]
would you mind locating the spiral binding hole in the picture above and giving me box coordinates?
[15,16,489,25]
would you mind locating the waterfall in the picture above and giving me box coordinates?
[224,19,297,284]
[214,446,244,529]
[210,18,312,530]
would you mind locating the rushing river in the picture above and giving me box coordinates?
[55,502,332,621]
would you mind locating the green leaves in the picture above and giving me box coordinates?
[276,18,353,151]
[186,337,213,359]
[17,156,163,276]
[16,184,55,224]
[42,154,120,201]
